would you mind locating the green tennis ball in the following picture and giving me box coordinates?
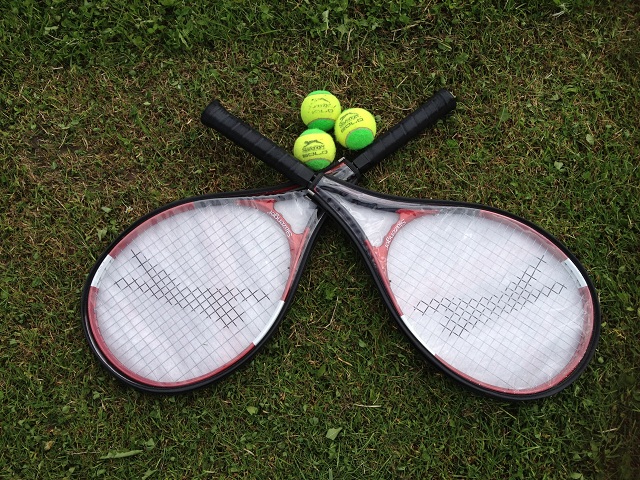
[334,108,377,150]
[293,128,336,171]
[300,90,342,132]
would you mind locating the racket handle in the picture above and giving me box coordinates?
[201,101,316,186]
[352,89,456,174]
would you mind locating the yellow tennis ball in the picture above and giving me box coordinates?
[334,108,377,150]
[300,90,342,132]
[293,128,336,171]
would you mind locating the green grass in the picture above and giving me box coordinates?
[1,0,638,478]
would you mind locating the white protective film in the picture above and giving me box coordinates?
[88,191,319,386]
[322,178,593,394]
[388,210,590,392]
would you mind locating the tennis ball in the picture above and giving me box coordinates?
[293,128,336,171]
[300,90,342,132]
[334,108,377,150]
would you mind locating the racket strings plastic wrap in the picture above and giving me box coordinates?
[91,90,600,399]
[84,190,323,389]
[315,177,597,396]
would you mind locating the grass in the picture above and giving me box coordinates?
[1,0,638,478]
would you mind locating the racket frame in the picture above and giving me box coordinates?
[81,182,325,392]
[311,176,601,400]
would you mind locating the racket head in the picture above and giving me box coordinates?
[312,176,600,400]
[81,182,328,393]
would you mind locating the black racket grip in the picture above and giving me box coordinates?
[201,101,316,186]
[352,89,456,174]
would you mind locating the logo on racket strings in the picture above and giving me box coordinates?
[115,251,269,327]
[412,256,567,338]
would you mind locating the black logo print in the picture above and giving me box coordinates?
[412,256,567,338]
[115,251,269,327]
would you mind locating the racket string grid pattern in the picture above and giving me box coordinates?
[84,191,323,389]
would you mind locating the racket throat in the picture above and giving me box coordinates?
[306,160,360,199]
[364,239,403,315]
[364,211,432,316]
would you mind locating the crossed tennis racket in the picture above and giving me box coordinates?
[82,90,600,400]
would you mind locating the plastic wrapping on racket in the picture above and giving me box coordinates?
[83,190,320,389]
[317,177,598,397]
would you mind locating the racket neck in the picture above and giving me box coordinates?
[307,160,360,196]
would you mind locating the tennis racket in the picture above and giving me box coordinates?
[81,90,456,393]
[201,94,601,400]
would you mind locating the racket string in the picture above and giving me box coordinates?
[412,256,568,339]
[93,200,297,384]
[383,208,589,391]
